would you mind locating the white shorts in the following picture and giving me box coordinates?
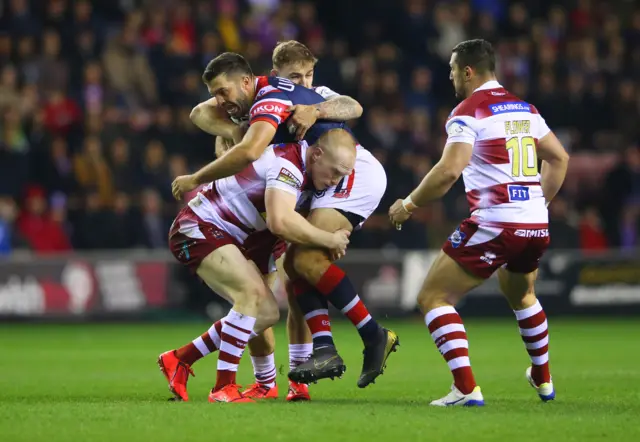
[310,146,387,227]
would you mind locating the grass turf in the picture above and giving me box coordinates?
[0,319,638,442]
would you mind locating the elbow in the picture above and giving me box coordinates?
[266,215,286,237]
[353,102,363,118]
[243,146,262,163]
[189,104,202,123]
[441,167,460,184]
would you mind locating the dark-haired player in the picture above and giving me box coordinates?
[389,39,569,406]
[170,49,398,399]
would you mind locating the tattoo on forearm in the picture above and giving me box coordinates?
[317,96,362,121]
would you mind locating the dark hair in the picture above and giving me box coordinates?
[452,39,496,73]
[272,40,318,69]
[202,52,253,83]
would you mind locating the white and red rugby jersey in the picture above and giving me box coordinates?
[188,142,312,243]
[445,80,551,227]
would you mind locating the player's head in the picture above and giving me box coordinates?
[202,52,255,118]
[271,40,318,89]
[450,39,496,100]
[308,129,356,190]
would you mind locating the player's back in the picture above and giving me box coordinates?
[251,76,351,145]
[446,81,551,227]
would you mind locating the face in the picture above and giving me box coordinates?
[309,146,356,190]
[449,52,468,100]
[206,73,253,118]
[272,61,315,89]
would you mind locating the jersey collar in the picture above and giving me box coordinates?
[474,80,502,92]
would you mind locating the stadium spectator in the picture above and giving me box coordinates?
[0,0,637,252]
[16,185,72,254]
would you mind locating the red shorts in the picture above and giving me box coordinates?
[168,207,286,275]
[443,218,550,279]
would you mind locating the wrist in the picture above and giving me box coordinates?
[402,195,418,213]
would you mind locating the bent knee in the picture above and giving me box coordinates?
[292,248,330,283]
[416,289,452,314]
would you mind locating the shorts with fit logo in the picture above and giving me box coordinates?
[168,207,285,275]
[310,146,387,228]
[443,218,550,279]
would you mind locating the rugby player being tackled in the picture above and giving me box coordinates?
[171,43,399,400]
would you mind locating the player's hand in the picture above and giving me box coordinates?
[327,229,350,256]
[329,247,346,262]
[389,199,412,230]
[172,175,198,201]
[287,104,320,141]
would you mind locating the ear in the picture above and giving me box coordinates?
[464,66,473,81]
[270,69,278,77]
[311,146,323,161]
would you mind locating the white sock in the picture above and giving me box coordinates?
[251,353,277,388]
[289,343,313,372]
[218,309,256,373]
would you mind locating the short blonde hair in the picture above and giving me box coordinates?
[272,40,318,69]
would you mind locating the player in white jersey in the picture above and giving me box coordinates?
[389,39,569,406]
[158,130,355,403]
[186,41,395,400]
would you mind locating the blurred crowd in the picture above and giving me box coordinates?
[0,0,639,256]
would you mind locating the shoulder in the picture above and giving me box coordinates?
[272,142,305,171]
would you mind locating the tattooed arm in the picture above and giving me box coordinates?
[287,92,363,140]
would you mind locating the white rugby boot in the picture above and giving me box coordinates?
[526,366,555,402]
[430,384,485,407]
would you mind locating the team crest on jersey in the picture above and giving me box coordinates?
[276,167,302,189]
[448,227,466,249]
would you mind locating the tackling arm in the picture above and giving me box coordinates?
[315,95,363,121]
[265,189,347,249]
[536,131,569,205]
[192,121,276,185]
[190,97,245,143]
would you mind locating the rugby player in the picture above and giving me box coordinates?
[159,129,356,403]
[389,39,569,406]
[173,48,399,393]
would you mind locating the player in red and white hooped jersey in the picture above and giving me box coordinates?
[180,46,398,397]
[159,130,356,403]
[389,39,569,407]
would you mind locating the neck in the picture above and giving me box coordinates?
[465,74,498,96]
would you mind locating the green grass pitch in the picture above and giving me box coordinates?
[1,318,639,442]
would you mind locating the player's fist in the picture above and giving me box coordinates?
[287,104,320,141]
[389,199,412,229]
[327,228,350,257]
[172,175,198,201]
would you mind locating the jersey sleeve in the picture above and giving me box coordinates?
[249,90,293,129]
[534,114,551,139]
[444,115,479,145]
[265,157,304,197]
[313,86,340,100]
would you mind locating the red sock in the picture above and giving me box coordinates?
[175,319,223,365]
[515,300,551,385]
[425,305,477,395]
[215,310,256,391]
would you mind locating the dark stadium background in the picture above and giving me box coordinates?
[0,2,639,441]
